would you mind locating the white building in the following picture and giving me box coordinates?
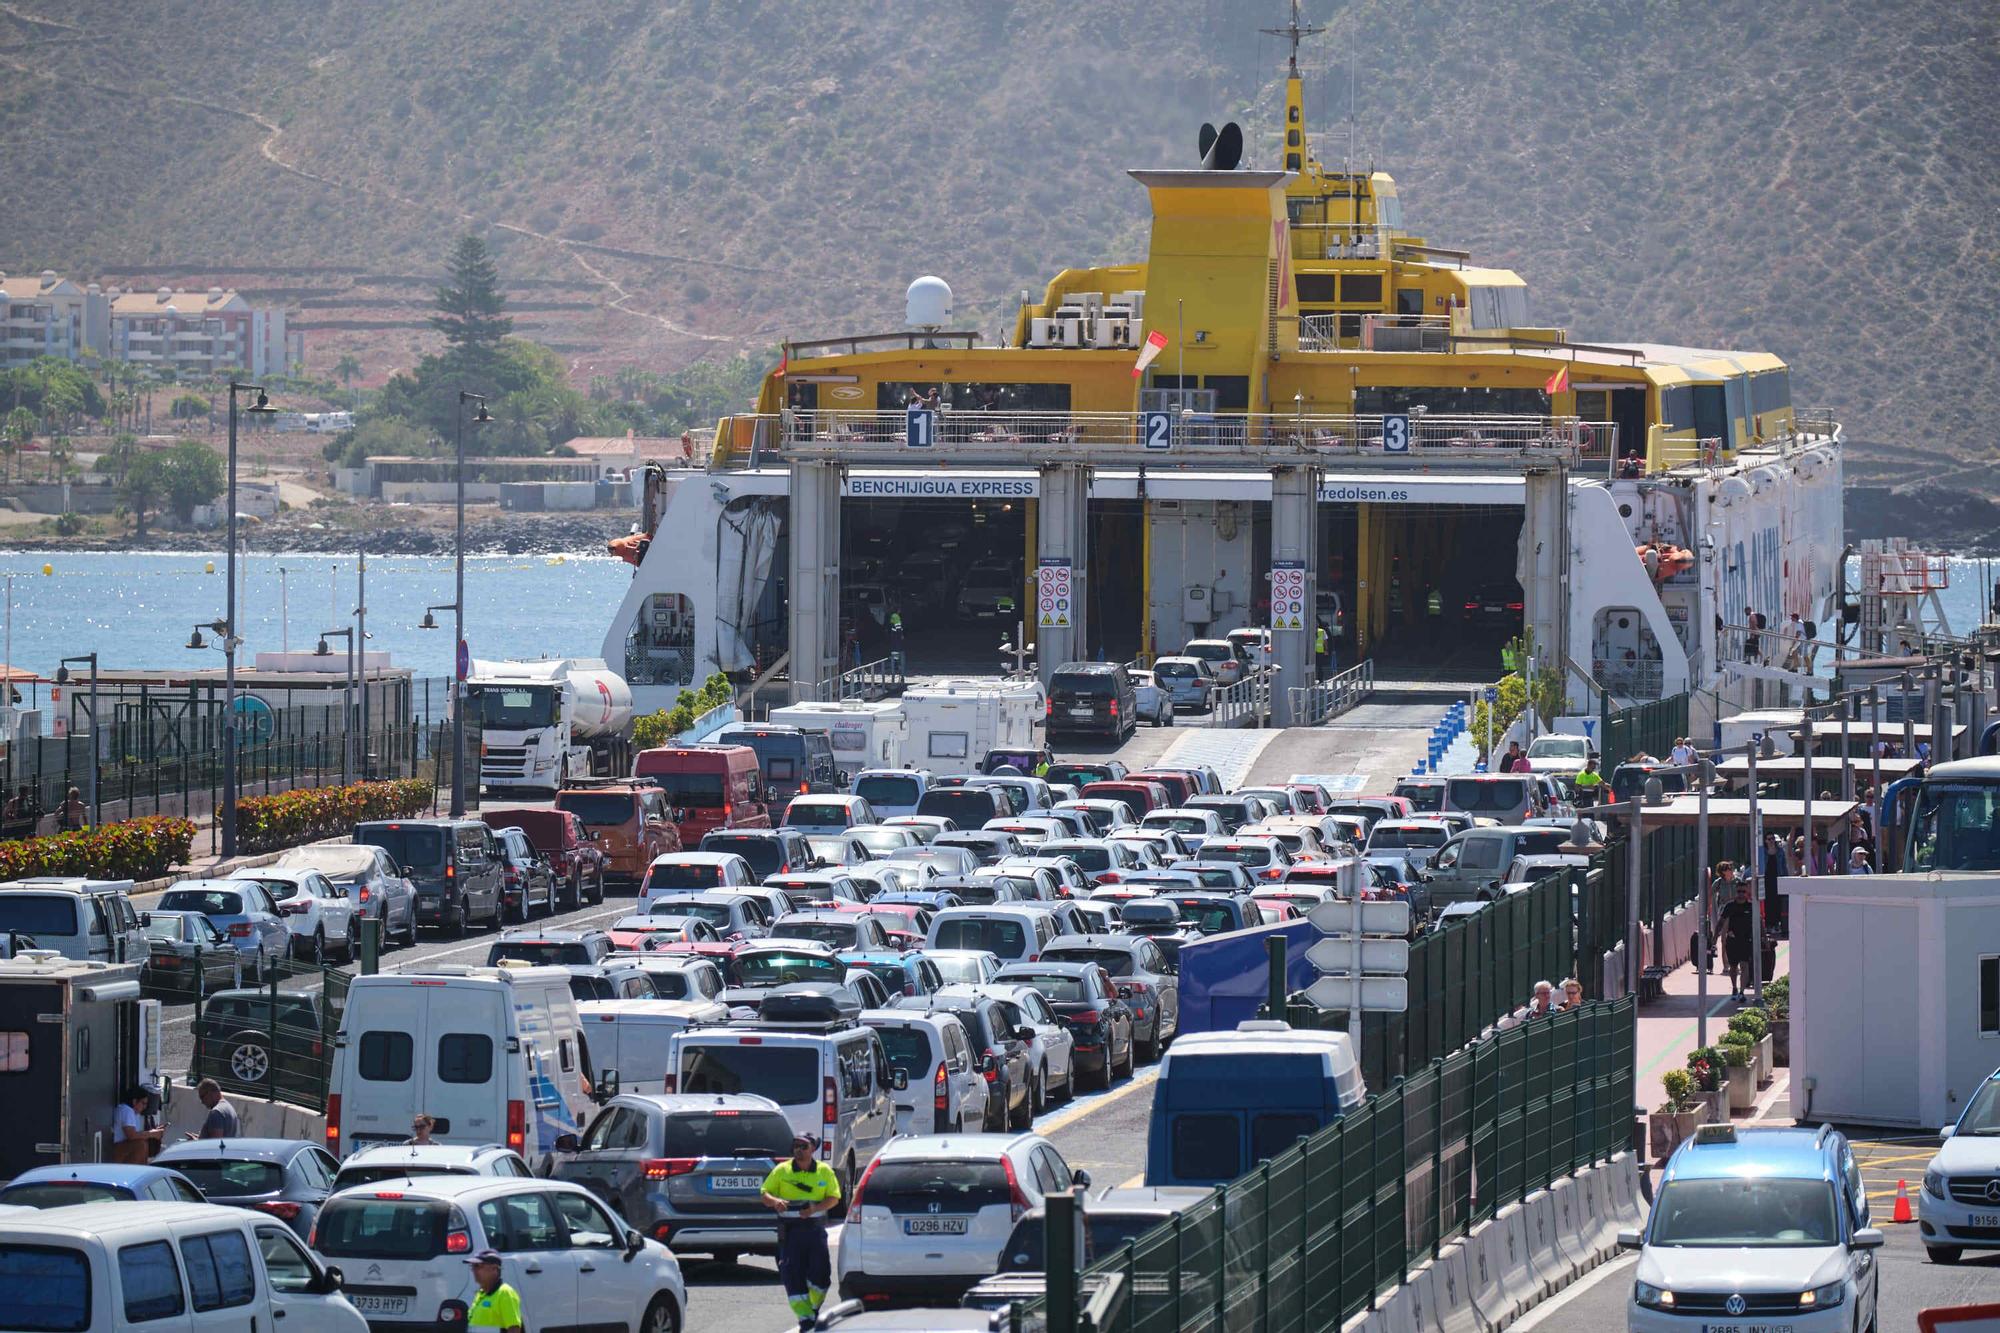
[0,270,91,368]
[107,286,299,378]
[1787,871,2000,1129]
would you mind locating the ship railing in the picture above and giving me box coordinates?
[1592,656,1665,701]
[766,408,1599,462]
[1287,659,1376,726]
[1360,313,1454,352]
[625,630,695,690]
[1716,622,1870,670]
[803,654,907,703]
[1288,223,1393,262]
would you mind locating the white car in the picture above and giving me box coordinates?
[606,952,727,1001]
[782,794,878,833]
[998,855,1092,899]
[1524,732,1594,777]
[971,982,1076,1108]
[330,1143,534,1193]
[1140,807,1226,853]
[837,1133,1090,1303]
[850,824,924,857]
[231,867,358,964]
[926,949,1005,987]
[861,1009,992,1136]
[1921,1065,2000,1262]
[310,1175,686,1332]
[277,844,419,946]
[637,851,756,910]
[883,814,955,843]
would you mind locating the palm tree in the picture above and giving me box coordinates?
[1,407,30,482]
[333,354,362,406]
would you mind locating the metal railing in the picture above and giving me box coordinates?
[1598,692,1689,774]
[1023,997,1636,1332]
[745,409,1601,464]
[804,654,907,702]
[1287,222,1393,261]
[1202,674,1270,728]
[1591,657,1665,701]
[1713,622,1857,671]
[1286,660,1375,726]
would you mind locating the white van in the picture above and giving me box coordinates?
[923,905,1064,967]
[0,879,144,964]
[0,1200,365,1332]
[328,964,589,1169]
[574,997,730,1094]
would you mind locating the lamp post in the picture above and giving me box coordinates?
[54,653,98,828]
[423,390,491,818]
[220,382,276,858]
[315,629,355,787]
[277,566,288,655]
[356,549,370,779]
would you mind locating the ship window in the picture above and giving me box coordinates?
[1339,274,1383,304]
[874,381,1072,414]
[1724,376,1749,441]
[1205,376,1250,412]
[1295,275,1339,304]
[1287,130,1301,147]
[1356,386,1549,416]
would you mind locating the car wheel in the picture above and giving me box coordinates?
[984,1084,1006,1131]
[1137,1028,1159,1064]
[399,909,418,948]
[452,906,468,939]
[1928,1245,1963,1264]
[1116,1035,1135,1079]
[829,1157,855,1221]
[225,1031,273,1086]
[1032,1065,1049,1114]
[593,872,606,904]
[306,929,325,966]
[639,1294,681,1333]
[1011,1075,1036,1129]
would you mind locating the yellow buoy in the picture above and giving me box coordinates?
[41,563,52,576]
[204,561,216,574]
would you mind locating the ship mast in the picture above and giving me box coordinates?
[1261,0,1325,174]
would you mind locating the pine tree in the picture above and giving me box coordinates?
[430,234,513,364]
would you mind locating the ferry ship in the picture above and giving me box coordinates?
[602,10,1840,731]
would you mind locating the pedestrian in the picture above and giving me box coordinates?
[1572,757,1603,805]
[1525,980,1557,1018]
[762,1133,842,1330]
[1743,606,1762,663]
[1669,737,1696,767]
[888,606,905,673]
[1718,883,1757,999]
[1701,862,1735,972]
[1315,622,1329,680]
[465,1251,524,1333]
[110,1086,163,1164]
[195,1078,240,1140]
[1558,977,1584,1011]
[1784,612,1806,669]
[57,786,85,832]
[1801,614,1819,671]
[1500,741,1524,773]
[407,1113,437,1145]
[1848,844,1872,875]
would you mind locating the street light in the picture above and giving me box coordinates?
[317,628,356,786]
[219,382,276,858]
[423,390,491,818]
[186,616,242,851]
[54,653,98,828]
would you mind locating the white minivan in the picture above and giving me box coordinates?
[574,997,730,1094]
[924,905,1063,967]
[0,879,144,964]
[0,1200,366,1332]
[328,964,591,1169]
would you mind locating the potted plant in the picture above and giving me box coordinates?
[1651,1069,1703,1157]
[1687,1047,1728,1121]
[1719,1036,1757,1111]
[1730,1009,1773,1085]
[1763,977,1790,1066]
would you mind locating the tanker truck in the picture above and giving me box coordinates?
[465,657,635,794]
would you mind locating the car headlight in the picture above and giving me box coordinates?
[1633,1281,1674,1310]
[1925,1168,1948,1200]
[1798,1280,1844,1310]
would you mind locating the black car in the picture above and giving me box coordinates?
[914,786,1010,830]
[914,992,1034,1131]
[1044,760,1128,790]
[1461,580,1525,628]
[993,961,1135,1090]
[353,818,504,935]
[698,827,817,880]
[1047,662,1138,742]
[152,1138,341,1241]
[491,826,557,922]
[1041,933,1181,1061]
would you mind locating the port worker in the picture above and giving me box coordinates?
[465,1252,523,1333]
[1315,623,1329,679]
[888,607,905,672]
[1572,757,1602,805]
[762,1133,842,1330]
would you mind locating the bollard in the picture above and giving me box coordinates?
[360,914,381,976]
[1267,936,1288,1025]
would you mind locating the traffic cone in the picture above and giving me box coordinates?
[1892,1180,1913,1224]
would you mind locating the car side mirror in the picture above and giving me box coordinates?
[554,1132,581,1153]
[892,1069,909,1091]
[1616,1228,1642,1251]
[1851,1227,1885,1250]
[1072,1169,1091,1190]
[624,1229,645,1259]
[1941,1124,1956,1140]
[979,1053,998,1074]
[1116,985,1134,999]
[310,1266,344,1295]
[1017,1025,1038,1044]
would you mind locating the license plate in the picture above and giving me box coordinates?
[1070,707,1093,718]
[1972,1212,2000,1227]
[711,1175,762,1191]
[1700,1325,1791,1333]
[351,1296,409,1316]
[904,1216,969,1235]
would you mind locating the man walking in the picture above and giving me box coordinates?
[1314,622,1329,680]
[888,606,906,674]
[465,1252,523,1333]
[1718,882,1757,1000]
[762,1133,843,1330]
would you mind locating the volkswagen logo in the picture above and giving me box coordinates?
[1724,1295,1747,1316]
[1985,1179,2000,1204]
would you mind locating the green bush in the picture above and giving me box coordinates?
[1719,1037,1754,1068]
[632,673,735,750]
[0,816,196,881]
[1728,1009,1770,1041]
[1762,975,1789,1020]
[233,779,434,854]
[1661,1068,1696,1112]
[1686,1046,1724,1091]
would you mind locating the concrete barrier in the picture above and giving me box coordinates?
[1459,1219,1511,1329]
[164,1092,325,1144]
[1369,1277,1426,1333]
[1493,1202,1546,1315]
[1522,1190,1576,1287]
[1570,1165,1618,1265]
[1390,1262,1445,1333]
[1429,1243,1487,1333]
[1545,1176,1594,1275]
[1605,1152,1647,1230]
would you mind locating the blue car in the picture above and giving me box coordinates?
[153,1137,340,1240]
[0,1163,206,1208]
[154,879,290,979]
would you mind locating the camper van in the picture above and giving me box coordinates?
[573,997,731,1094]
[769,699,910,772]
[900,679,1046,769]
[1144,1023,1365,1187]
[0,955,161,1179]
[328,964,589,1169]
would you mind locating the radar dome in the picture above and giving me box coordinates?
[906,276,952,329]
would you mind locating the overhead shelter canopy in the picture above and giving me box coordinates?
[1642,796,1857,832]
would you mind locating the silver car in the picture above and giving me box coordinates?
[1150,655,1219,712]
[552,1093,799,1263]
[1127,671,1177,727]
[276,843,419,947]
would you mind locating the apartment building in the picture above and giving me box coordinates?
[0,270,90,368]
[107,286,300,378]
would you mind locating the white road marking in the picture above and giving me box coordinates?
[1160,729,1279,791]
[1034,1067,1159,1136]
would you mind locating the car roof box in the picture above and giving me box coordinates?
[759,982,861,1026]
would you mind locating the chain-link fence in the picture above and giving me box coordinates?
[1024,998,1635,1333]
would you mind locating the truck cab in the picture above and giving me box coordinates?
[465,657,634,795]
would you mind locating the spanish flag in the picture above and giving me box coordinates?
[1543,364,1569,396]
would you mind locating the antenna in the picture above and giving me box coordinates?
[1260,0,1325,79]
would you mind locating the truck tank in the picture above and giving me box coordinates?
[468,658,635,738]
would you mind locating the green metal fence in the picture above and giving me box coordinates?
[1599,692,1689,773]
[189,961,351,1111]
[1027,998,1637,1333]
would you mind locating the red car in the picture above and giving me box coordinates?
[481,807,608,910]
[1078,780,1172,821]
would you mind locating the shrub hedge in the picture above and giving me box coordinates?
[0,816,197,881]
[234,779,435,854]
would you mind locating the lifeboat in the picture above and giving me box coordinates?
[1636,543,1694,582]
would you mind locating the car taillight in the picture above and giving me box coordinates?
[505,867,521,887]
[824,1075,838,1125]
[983,1048,1000,1083]
[324,1094,341,1153]
[1097,871,1121,884]
[1108,699,1119,717]
[279,901,307,916]
[229,922,252,938]
[1507,602,1524,611]
[437,1300,468,1325]
[850,1155,883,1211]
[722,802,732,820]
[1045,699,1054,717]
[258,1200,302,1220]
[506,1099,525,1152]
[1463,601,1478,611]
[643,1158,698,1180]
[358,886,371,904]
[1000,1153,1031,1220]
[445,863,456,880]
[934,1060,949,1113]
[1261,867,1285,880]
[662,1070,677,1094]
[799,782,809,795]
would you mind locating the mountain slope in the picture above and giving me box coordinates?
[0,0,1993,473]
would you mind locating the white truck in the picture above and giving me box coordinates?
[769,698,911,772]
[466,657,635,794]
[899,678,1046,769]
